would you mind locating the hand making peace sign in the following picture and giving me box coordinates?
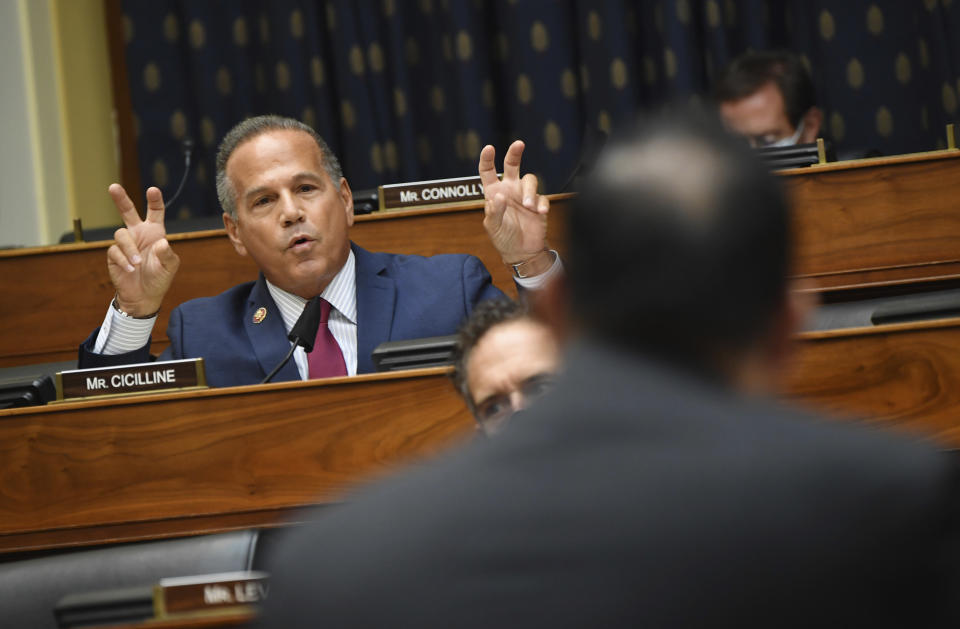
[106,184,180,317]
[478,140,551,269]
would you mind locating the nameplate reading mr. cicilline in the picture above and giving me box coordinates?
[378,174,501,212]
[56,358,206,401]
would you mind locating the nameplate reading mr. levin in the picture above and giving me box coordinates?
[155,571,268,618]
[378,174,501,212]
[56,358,206,401]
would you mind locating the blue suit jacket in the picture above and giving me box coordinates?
[79,243,505,387]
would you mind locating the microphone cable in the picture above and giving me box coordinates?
[164,138,194,210]
[261,343,298,384]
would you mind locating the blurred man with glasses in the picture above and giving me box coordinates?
[451,298,560,437]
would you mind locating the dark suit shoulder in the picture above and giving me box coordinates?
[171,280,257,319]
[369,250,484,275]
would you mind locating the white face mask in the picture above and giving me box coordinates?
[766,119,806,148]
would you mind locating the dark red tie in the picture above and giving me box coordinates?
[307,298,347,378]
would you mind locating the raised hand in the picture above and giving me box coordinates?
[106,184,180,317]
[478,140,550,267]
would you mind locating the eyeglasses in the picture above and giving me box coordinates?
[474,373,556,430]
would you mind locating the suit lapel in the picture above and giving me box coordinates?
[244,275,300,382]
[353,244,396,374]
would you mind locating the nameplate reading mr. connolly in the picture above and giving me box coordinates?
[56,358,206,401]
[378,174,501,212]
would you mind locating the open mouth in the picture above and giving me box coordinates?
[288,235,314,249]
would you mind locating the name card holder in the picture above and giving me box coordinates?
[154,571,269,620]
[378,174,501,212]
[55,358,207,402]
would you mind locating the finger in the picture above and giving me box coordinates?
[478,144,499,188]
[483,194,507,232]
[113,228,142,267]
[145,187,166,225]
[502,140,525,181]
[107,243,135,273]
[520,174,539,209]
[154,238,180,273]
[109,184,142,228]
[537,194,550,215]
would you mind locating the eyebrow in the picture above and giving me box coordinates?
[475,392,505,409]
[474,373,555,409]
[243,172,326,204]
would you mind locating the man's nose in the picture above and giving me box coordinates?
[279,192,304,225]
[509,390,526,412]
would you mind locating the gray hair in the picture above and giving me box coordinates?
[215,115,343,218]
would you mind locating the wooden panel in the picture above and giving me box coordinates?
[783,150,960,283]
[0,196,570,368]
[103,0,141,202]
[782,318,960,446]
[0,367,473,553]
[5,315,960,554]
[796,264,960,294]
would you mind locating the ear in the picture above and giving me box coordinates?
[222,212,248,257]
[736,280,818,395]
[339,177,355,227]
[767,279,819,374]
[799,107,823,144]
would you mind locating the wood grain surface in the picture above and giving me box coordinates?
[4,319,960,554]
[782,150,960,281]
[783,317,960,445]
[0,368,473,553]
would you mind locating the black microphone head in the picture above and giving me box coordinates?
[288,296,324,353]
[182,138,194,153]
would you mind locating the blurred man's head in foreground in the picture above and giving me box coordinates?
[715,50,822,148]
[565,111,805,392]
[452,299,561,436]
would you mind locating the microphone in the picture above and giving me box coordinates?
[287,296,324,352]
[164,138,194,210]
[260,297,324,384]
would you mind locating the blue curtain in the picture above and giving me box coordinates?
[121,0,960,219]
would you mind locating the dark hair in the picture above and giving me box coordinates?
[215,115,342,218]
[714,50,816,128]
[567,111,790,374]
[451,298,528,414]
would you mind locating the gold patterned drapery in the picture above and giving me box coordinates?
[120,1,960,218]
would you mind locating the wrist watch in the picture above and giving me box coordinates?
[510,250,556,279]
[112,296,160,320]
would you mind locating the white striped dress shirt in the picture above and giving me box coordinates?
[94,249,359,378]
[265,249,358,378]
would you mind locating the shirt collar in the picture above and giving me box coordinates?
[264,248,358,333]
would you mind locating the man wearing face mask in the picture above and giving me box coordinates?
[715,50,823,148]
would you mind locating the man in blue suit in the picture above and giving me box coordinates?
[78,115,558,387]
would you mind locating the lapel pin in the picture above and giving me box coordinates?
[252,307,267,324]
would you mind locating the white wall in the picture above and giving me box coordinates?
[0,0,73,248]
[0,0,43,248]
